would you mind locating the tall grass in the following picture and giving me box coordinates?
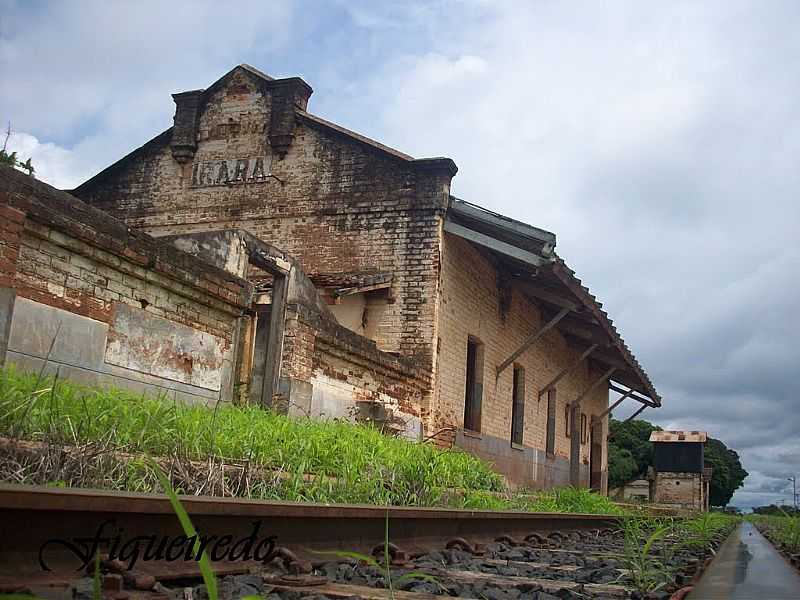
[749,512,800,553]
[0,365,621,514]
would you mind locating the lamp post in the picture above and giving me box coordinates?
[789,476,797,511]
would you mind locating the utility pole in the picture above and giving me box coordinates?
[789,476,797,511]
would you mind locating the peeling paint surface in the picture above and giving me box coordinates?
[105,303,226,391]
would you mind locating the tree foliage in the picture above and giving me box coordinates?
[608,418,748,506]
[704,437,748,506]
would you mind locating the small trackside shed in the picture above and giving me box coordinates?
[649,430,710,511]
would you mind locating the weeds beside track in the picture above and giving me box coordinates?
[0,366,622,514]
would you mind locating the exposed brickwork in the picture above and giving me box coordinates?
[280,309,316,382]
[0,165,254,401]
[13,223,242,339]
[653,472,704,510]
[435,233,608,485]
[74,67,453,375]
[0,202,24,288]
[283,304,429,416]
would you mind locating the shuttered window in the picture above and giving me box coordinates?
[463,337,484,432]
[546,388,557,455]
[511,366,525,445]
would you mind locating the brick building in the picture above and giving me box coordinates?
[1,64,661,492]
[649,431,711,511]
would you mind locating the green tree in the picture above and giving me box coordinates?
[609,418,661,477]
[608,442,638,489]
[704,438,748,506]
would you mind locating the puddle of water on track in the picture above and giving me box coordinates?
[689,521,800,600]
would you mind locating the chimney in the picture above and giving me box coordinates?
[266,77,313,158]
[171,90,203,164]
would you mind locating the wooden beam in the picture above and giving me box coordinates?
[596,388,636,420]
[517,281,579,311]
[496,306,571,377]
[625,403,648,422]
[608,382,657,407]
[334,281,392,297]
[443,219,548,267]
[538,344,598,395]
[568,366,617,408]
[553,316,610,346]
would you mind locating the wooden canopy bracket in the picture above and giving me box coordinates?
[538,343,598,396]
[568,366,617,409]
[596,387,637,421]
[625,403,648,422]
[496,306,571,377]
[608,382,657,407]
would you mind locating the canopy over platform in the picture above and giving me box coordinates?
[445,197,661,409]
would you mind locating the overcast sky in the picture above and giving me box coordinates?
[2,1,798,508]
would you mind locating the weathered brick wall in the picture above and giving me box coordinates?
[74,68,452,374]
[435,233,609,486]
[279,304,428,438]
[653,472,704,510]
[12,222,242,338]
[0,205,24,291]
[0,166,252,402]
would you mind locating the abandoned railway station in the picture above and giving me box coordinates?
[0,64,661,493]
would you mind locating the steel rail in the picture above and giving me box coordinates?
[0,484,620,587]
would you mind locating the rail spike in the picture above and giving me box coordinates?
[371,541,407,564]
[445,537,479,555]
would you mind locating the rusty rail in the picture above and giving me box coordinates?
[0,483,620,587]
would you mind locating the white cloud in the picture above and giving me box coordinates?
[4,131,96,189]
[0,0,295,181]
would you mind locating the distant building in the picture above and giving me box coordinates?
[649,430,711,511]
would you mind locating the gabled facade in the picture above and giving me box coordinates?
[65,65,661,492]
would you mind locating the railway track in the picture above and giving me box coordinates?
[0,484,704,599]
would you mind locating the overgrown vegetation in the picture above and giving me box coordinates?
[749,512,800,554]
[1,122,35,176]
[0,366,620,514]
[616,512,737,594]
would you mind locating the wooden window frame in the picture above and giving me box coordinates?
[546,388,557,456]
[463,336,484,433]
[511,365,525,446]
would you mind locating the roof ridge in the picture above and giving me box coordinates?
[296,109,415,161]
